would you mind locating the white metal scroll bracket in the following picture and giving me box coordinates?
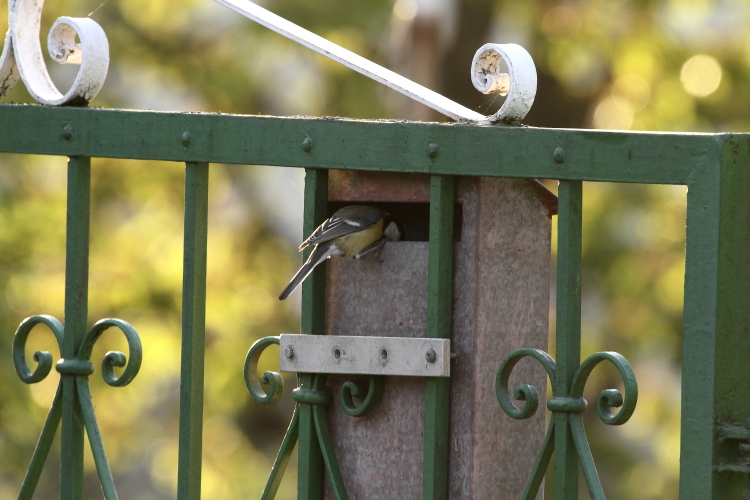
[0,0,110,106]
[214,0,537,124]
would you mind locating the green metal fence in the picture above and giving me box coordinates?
[3,103,750,500]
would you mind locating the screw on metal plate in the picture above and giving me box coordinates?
[284,345,294,359]
[181,131,192,147]
[553,147,565,163]
[427,142,439,159]
[333,347,342,360]
[62,123,74,140]
[302,136,313,152]
[425,348,437,363]
[379,347,388,365]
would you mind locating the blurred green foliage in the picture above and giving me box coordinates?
[0,0,746,498]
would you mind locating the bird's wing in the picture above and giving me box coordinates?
[299,211,381,250]
[279,242,339,300]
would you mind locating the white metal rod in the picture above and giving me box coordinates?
[214,0,488,123]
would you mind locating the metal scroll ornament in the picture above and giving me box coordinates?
[470,43,537,124]
[496,348,638,500]
[244,336,384,500]
[215,0,536,124]
[13,315,142,499]
[0,0,109,105]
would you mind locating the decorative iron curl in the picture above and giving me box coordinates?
[244,336,284,404]
[470,43,537,123]
[13,314,140,499]
[495,347,638,500]
[340,375,384,417]
[495,348,556,420]
[0,0,109,105]
[243,339,384,498]
[12,315,64,384]
[75,318,142,387]
[570,351,638,425]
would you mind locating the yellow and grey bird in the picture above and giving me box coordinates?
[278,205,401,300]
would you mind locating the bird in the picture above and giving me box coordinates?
[278,205,401,300]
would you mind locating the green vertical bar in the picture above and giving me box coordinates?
[60,156,90,500]
[554,180,582,500]
[423,175,454,500]
[680,136,750,499]
[297,168,328,500]
[177,162,209,500]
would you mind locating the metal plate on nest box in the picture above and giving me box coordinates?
[279,334,450,377]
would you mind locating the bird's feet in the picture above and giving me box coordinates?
[353,238,386,260]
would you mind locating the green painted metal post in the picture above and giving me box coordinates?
[177,162,209,500]
[423,175,454,500]
[680,136,750,499]
[297,168,328,500]
[19,389,63,500]
[60,156,91,500]
[554,180,582,499]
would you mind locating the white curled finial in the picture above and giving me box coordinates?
[471,43,537,123]
[0,0,109,105]
[215,0,538,125]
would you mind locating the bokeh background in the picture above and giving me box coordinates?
[0,0,746,498]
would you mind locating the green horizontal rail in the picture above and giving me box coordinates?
[0,104,728,185]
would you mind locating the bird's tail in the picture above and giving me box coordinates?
[278,243,335,300]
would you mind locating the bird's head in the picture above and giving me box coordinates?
[382,212,404,241]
